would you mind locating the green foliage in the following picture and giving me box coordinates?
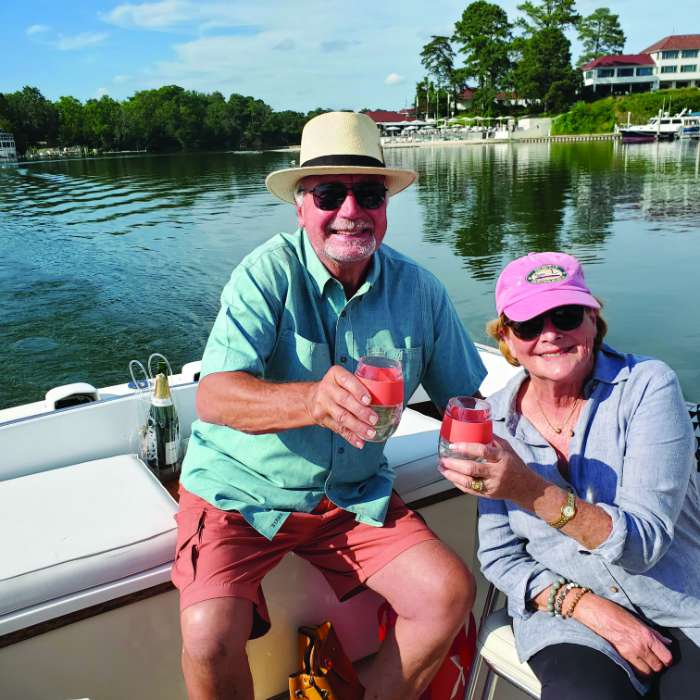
[0,85,312,155]
[577,8,626,65]
[452,1,512,116]
[512,28,581,112]
[420,35,456,89]
[516,0,579,34]
[551,98,616,133]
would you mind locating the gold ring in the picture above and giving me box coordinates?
[469,478,485,493]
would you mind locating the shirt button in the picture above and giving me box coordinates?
[609,586,619,593]
[338,447,345,454]
[340,355,347,363]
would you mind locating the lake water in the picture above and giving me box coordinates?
[1,140,699,410]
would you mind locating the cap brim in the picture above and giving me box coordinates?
[503,288,601,322]
[265,165,417,203]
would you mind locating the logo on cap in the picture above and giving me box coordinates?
[526,265,567,285]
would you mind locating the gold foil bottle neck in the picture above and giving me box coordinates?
[153,373,172,400]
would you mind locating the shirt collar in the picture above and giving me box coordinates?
[488,343,629,445]
[300,228,381,299]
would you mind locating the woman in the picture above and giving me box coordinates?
[439,252,700,699]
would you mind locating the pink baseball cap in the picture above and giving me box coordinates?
[495,252,600,322]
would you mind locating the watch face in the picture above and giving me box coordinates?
[563,505,575,518]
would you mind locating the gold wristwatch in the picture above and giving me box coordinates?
[548,489,577,529]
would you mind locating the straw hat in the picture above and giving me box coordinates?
[265,111,417,203]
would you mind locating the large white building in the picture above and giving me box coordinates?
[581,34,700,94]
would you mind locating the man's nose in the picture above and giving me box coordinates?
[337,189,362,217]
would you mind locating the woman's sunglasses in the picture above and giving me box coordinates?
[505,305,586,341]
[301,182,387,211]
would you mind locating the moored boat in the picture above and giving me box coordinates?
[618,108,691,141]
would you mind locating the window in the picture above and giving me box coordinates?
[681,49,699,58]
[681,64,697,73]
[662,50,679,59]
[616,67,634,77]
[661,65,677,73]
[598,68,615,78]
[585,71,593,79]
[636,66,653,76]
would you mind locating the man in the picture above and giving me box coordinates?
[173,111,487,700]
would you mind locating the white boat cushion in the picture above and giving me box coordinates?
[0,454,177,616]
[478,607,542,698]
[385,408,443,498]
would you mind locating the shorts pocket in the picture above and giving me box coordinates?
[172,509,204,589]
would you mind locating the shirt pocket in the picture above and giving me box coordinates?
[366,345,423,400]
[267,330,331,382]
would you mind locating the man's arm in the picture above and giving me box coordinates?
[196,366,380,449]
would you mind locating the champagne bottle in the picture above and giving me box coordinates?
[144,373,181,481]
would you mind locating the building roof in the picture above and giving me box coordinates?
[363,110,407,123]
[456,87,477,100]
[642,34,700,53]
[580,53,654,70]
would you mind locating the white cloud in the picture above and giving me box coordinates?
[113,74,132,84]
[96,87,110,98]
[385,73,404,86]
[101,0,262,32]
[26,24,50,36]
[57,32,109,51]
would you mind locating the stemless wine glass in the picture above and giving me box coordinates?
[438,396,492,462]
[354,355,404,442]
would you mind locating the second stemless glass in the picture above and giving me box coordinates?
[438,396,492,461]
[354,356,404,442]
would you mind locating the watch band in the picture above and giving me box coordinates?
[548,489,576,529]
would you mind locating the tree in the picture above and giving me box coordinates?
[420,35,456,91]
[1,86,58,153]
[577,8,625,65]
[516,0,579,34]
[512,27,581,112]
[56,96,85,146]
[453,1,512,115]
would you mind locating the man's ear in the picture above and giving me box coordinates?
[295,200,304,228]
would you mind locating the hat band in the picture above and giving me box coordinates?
[301,154,385,168]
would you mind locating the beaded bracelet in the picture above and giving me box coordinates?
[563,586,591,619]
[546,577,567,615]
[554,582,578,617]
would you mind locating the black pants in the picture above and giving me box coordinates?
[528,628,700,700]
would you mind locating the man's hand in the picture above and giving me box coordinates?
[575,594,673,676]
[305,366,379,449]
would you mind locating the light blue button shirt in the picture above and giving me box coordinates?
[182,229,486,539]
[478,344,700,693]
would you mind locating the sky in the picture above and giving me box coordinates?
[1,0,696,113]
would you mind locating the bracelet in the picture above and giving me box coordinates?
[563,587,591,619]
[554,582,578,617]
[546,577,567,615]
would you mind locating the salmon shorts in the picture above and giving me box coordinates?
[171,487,438,639]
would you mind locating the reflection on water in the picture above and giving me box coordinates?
[1,141,699,409]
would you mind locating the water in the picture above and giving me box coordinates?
[1,141,699,410]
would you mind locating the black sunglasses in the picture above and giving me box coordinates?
[301,181,387,211]
[505,305,586,341]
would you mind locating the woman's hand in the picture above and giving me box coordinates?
[438,435,539,501]
[574,593,673,676]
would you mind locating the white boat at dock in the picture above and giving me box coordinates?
[618,108,696,141]
[0,131,17,166]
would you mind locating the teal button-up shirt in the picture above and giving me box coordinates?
[181,230,486,539]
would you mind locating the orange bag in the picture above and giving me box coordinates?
[377,602,477,700]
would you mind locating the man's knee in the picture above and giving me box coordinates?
[430,557,475,622]
[181,598,252,665]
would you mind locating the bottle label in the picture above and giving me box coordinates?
[164,440,179,465]
[151,397,173,407]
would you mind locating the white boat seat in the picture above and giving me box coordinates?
[476,607,541,698]
[0,454,177,618]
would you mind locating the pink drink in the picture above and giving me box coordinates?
[355,356,404,442]
[438,396,492,461]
